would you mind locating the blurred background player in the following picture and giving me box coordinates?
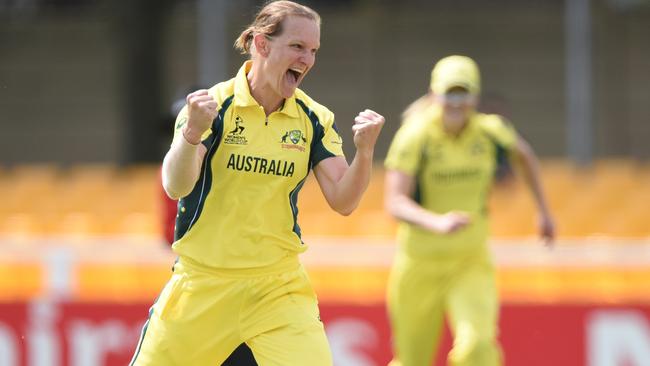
[384,55,555,366]
[131,1,385,365]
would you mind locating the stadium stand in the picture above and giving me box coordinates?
[0,160,648,239]
[0,160,649,306]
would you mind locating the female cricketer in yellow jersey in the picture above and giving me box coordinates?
[129,1,385,365]
[384,55,555,366]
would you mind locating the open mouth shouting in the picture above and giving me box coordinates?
[286,67,305,87]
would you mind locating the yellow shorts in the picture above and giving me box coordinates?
[130,255,332,366]
[387,251,502,366]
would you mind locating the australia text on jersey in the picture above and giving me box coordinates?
[226,153,295,177]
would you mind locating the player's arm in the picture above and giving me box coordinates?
[511,135,555,245]
[313,109,384,216]
[384,169,470,234]
[162,90,215,199]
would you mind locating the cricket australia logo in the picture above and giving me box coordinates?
[224,116,248,145]
[470,140,486,156]
[280,129,307,152]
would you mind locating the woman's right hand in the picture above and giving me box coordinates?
[183,90,218,145]
[427,211,471,234]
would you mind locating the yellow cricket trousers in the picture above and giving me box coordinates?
[387,251,502,366]
[130,255,332,366]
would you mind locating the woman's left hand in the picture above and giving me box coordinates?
[352,109,385,154]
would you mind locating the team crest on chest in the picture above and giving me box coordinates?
[470,139,486,156]
[224,116,248,145]
[280,129,307,152]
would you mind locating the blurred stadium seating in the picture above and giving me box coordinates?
[0,164,160,238]
[1,160,648,239]
[1,160,649,306]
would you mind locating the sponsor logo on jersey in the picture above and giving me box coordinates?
[176,117,188,130]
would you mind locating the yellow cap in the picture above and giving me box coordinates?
[430,55,481,95]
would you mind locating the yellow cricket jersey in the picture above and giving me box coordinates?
[385,105,517,259]
[171,61,344,269]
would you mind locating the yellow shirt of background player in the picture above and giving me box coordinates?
[385,104,517,259]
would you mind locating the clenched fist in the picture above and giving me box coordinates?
[183,89,218,145]
[352,109,385,154]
